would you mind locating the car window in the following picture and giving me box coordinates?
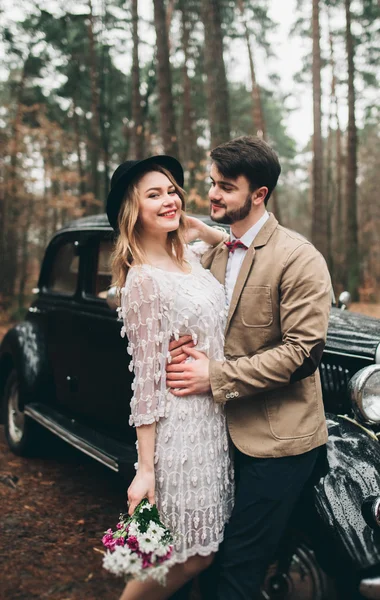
[46,241,79,295]
[94,240,113,299]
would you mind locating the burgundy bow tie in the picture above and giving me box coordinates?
[224,239,248,253]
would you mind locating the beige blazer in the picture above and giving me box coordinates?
[201,213,331,458]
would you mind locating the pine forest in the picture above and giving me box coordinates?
[1,0,379,316]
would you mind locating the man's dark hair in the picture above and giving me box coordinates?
[210,136,281,205]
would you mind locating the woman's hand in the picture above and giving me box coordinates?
[127,468,155,516]
[184,215,228,246]
[184,215,206,243]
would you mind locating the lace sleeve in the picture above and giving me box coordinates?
[119,268,171,427]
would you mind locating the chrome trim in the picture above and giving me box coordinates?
[337,414,379,441]
[24,406,119,472]
[106,285,119,311]
[338,290,352,310]
[348,365,380,425]
[376,343,380,364]
[359,576,380,599]
[372,497,380,528]
[324,348,372,361]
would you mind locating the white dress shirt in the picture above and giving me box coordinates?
[225,211,269,307]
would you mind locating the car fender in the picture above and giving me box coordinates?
[313,414,380,570]
[0,321,54,414]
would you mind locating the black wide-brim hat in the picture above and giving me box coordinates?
[106,155,184,230]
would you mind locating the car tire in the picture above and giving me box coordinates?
[3,369,43,456]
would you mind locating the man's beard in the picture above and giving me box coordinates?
[210,193,252,225]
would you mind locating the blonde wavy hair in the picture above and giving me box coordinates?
[111,165,187,289]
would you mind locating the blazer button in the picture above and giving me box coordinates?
[234,391,239,397]
[226,393,231,399]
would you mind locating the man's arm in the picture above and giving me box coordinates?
[167,243,331,400]
[210,243,331,403]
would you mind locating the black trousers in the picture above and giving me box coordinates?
[169,445,321,600]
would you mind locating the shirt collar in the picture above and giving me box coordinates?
[231,211,269,247]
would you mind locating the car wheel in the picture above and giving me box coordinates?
[261,542,338,600]
[3,369,42,456]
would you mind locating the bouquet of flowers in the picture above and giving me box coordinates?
[101,499,174,585]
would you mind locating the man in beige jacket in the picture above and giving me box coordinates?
[166,136,331,599]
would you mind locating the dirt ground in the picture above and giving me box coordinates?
[0,427,128,600]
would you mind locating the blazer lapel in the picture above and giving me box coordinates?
[225,243,255,333]
[210,244,229,285]
[224,213,278,333]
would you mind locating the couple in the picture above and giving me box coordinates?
[106,136,331,600]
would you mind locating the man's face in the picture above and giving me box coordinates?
[208,164,253,225]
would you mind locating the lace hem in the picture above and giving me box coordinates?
[129,408,167,428]
[170,532,227,565]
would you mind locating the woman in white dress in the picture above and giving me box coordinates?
[106,155,234,600]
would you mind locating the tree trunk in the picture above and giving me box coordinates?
[179,0,196,186]
[152,0,179,157]
[311,0,328,258]
[327,16,344,288]
[131,0,144,160]
[237,0,266,139]
[236,0,280,220]
[200,0,230,148]
[72,99,86,199]
[99,41,111,201]
[87,0,101,204]
[1,60,28,306]
[166,0,176,37]
[17,195,33,310]
[344,0,359,298]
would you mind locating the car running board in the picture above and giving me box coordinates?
[24,403,136,474]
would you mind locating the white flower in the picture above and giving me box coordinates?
[128,521,140,536]
[150,561,174,585]
[147,522,165,541]
[137,531,159,554]
[103,546,132,577]
[128,553,143,575]
[153,542,171,557]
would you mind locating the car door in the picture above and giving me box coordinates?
[72,232,134,442]
[40,232,86,413]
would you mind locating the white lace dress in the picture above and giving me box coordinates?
[118,245,234,563]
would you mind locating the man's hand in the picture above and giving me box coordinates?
[166,346,211,396]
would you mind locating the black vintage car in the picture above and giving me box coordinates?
[1,213,380,600]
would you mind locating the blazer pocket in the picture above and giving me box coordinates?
[241,285,273,328]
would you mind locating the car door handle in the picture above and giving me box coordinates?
[66,375,78,393]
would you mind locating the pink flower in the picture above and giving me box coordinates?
[142,553,153,569]
[127,536,139,552]
[116,537,125,546]
[158,547,173,563]
[102,534,117,550]
[116,523,123,530]
[107,540,117,552]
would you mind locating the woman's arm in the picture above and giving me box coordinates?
[121,270,170,514]
[185,215,228,246]
[127,423,156,515]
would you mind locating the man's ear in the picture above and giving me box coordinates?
[252,186,268,206]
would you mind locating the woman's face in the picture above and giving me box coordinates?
[136,171,182,235]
